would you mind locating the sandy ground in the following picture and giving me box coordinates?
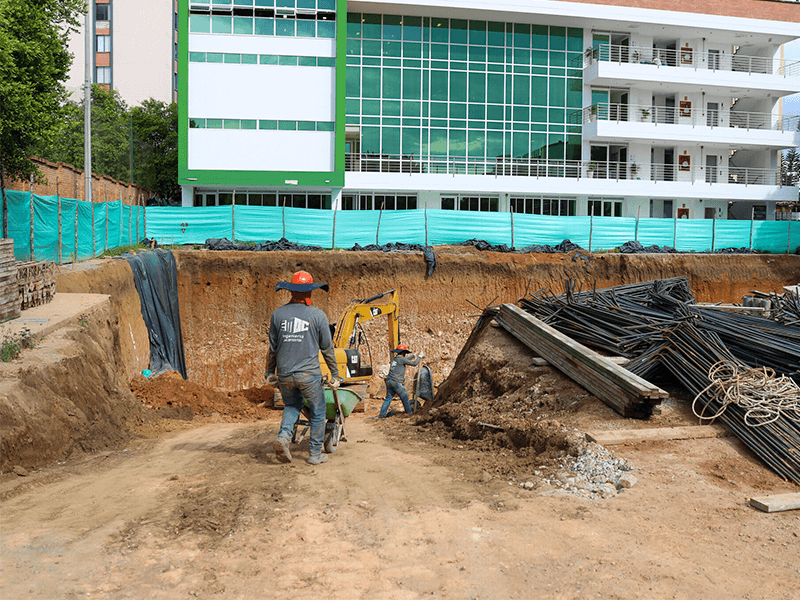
[2,399,799,600]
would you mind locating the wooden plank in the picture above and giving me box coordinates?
[586,425,731,446]
[749,493,800,513]
[497,304,668,418]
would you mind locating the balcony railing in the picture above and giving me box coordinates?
[581,43,800,77]
[344,153,783,186]
[580,102,800,132]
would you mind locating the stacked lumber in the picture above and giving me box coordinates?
[0,239,19,322]
[496,303,669,419]
[17,260,56,310]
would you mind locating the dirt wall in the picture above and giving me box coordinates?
[0,303,153,472]
[171,248,800,391]
[55,260,151,382]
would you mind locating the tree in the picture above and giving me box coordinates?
[131,99,179,205]
[782,147,800,204]
[39,88,180,205]
[42,85,132,182]
[0,0,84,235]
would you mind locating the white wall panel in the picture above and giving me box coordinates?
[189,130,335,172]
[188,64,335,121]
[189,33,335,57]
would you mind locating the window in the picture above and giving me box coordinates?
[588,198,623,217]
[96,35,111,52]
[342,194,417,210]
[441,195,499,211]
[95,67,111,84]
[510,196,576,216]
[95,4,110,22]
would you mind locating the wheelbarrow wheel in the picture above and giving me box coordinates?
[324,422,341,453]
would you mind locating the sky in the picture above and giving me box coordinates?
[783,39,800,118]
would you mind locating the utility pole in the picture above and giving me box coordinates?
[84,2,93,204]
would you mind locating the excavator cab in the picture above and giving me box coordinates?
[319,289,400,384]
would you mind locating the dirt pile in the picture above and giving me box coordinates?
[129,371,275,421]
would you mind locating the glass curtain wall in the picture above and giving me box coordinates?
[345,14,583,174]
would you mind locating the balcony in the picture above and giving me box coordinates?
[582,44,800,96]
[581,102,800,149]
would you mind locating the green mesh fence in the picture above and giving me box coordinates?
[2,189,145,262]
[142,206,800,254]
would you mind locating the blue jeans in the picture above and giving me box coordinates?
[277,372,326,455]
[380,380,413,418]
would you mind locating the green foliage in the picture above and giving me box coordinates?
[0,0,84,186]
[98,242,147,258]
[38,87,180,205]
[782,148,800,204]
[1,327,37,362]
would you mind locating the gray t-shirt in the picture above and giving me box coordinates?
[387,353,421,384]
[268,302,338,377]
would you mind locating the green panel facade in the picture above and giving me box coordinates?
[345,13,583,163]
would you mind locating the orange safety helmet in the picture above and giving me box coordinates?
[392,344,410,354]
[275,270,330,293]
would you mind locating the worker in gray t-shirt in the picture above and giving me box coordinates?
[379,344,424,418]
[266,270,340,465]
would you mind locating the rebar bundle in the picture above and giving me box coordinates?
[518,278,800,482]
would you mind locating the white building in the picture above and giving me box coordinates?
[66,0,178,107]
[179,0,800,220]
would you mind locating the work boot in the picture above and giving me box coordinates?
[273,437,291,463]
[306,453,328,465]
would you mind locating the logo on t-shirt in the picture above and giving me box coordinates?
[281,317,310,336]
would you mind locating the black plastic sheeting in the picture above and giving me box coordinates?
[456,238,584,254]
[120,250,187,379]
[413,365,435,401]
[202,238,437,276]
[617,240,764,254]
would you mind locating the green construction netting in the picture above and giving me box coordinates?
[140,206,800,254]
[2,189,145,262]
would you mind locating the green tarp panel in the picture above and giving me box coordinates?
[675,220,713,252]
[637,218,677,248]
[94,201,108,253]
[427,210,512,246]
[330,210,383,248]
[375,211,427,246]
[753,221,795,254]
[512,215,590,249]
[60,198,77,263]
[146,206,233,245]
[590,216,637,251]
[107,200,122,249]
[6,190,31,260]
[76,200,95,261]
[33,194,59,262]
[233,206,283,242]
[713,220,750,250]
[284,206,335,247]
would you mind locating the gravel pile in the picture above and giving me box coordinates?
[519,436,637,500]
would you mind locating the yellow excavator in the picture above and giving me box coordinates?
[319,289,400,384]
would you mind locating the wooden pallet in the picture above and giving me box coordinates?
[0,239,19,322]
[16,260,56,310]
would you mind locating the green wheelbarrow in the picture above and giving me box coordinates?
[291,387,362,453]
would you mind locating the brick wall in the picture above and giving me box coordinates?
[561,0,799,23]
[5,157,152,207]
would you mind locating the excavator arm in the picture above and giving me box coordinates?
[320,289,400,383]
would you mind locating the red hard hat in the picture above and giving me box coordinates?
[394,344,408,353]
[292,270,313,285]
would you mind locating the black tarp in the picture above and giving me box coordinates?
[120,250,187,379]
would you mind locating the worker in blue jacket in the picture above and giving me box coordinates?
[379,344,424,418]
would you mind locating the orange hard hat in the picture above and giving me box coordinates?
[292,270,313,285]
[275,270,330,293]
[393,344,409,354]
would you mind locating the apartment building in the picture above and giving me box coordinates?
[66,0,178,107]
[179,0,800,219]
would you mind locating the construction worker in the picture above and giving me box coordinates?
[379,344,424,418]
[266,270,341,465]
